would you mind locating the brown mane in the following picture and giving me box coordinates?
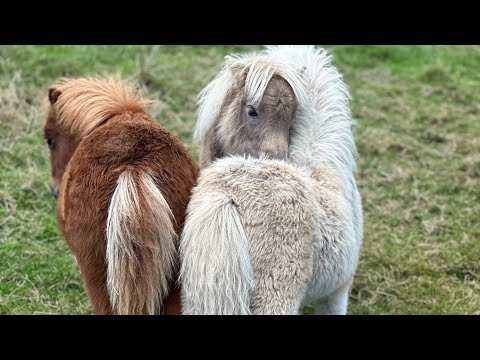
[51,77,152,138]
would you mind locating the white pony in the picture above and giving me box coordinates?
[180,45,363,314]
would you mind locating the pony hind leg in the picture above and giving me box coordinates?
[75,250,113,315]
[313,282,351,315]
[248,219,316,315]
[250,268,311,315]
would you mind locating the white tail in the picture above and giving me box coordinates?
[179,192,254,315]
[106,169,177,315]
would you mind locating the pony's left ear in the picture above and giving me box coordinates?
[48,87,61,104]
[225,55,244,75]
[224,56,248,87]
[225,55,235,65]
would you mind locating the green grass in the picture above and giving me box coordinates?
[0,45,478,314]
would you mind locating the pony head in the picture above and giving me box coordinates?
[195,54,304,167]
[43,77,149,198]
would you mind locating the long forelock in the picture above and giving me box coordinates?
[51,77,151,139]
[244,59,308,110]
[244,60,276,107]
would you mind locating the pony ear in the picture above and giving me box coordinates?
[224,55,249,88]
[225,55,244,76]
[225,55,243,68]
[48,87,61,104]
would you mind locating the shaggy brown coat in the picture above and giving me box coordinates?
[44,78,198,314]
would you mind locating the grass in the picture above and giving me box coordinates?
[0,45,479,314]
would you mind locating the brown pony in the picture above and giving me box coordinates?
[44,77,199,314]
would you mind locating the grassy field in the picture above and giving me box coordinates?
[0,45,478,315]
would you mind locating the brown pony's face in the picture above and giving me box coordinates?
[44,88,78,199]
[210,73,298,163]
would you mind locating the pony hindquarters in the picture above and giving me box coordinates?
[56,113,197,315]
[106,168,177,315]
[180,156,316,315]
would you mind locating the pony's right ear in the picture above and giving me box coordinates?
[48,87,61,104]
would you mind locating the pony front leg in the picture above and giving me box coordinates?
[313,282,351,315]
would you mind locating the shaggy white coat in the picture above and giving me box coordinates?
[182,45,363,314]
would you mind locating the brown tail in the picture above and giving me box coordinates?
[106,169,177,314]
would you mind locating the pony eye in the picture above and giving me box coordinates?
[247,106,258,117]
[47,138,55,149]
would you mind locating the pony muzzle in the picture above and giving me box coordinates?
[49,180,60,199]
[261,137,290,160]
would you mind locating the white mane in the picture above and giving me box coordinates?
[195,45,357,181]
